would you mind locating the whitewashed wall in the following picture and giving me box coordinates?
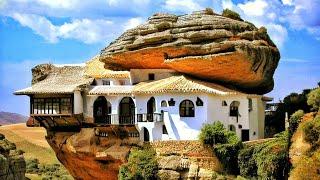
[74,91,83,114]
[95,78,131,86]
[130,69,176,84]
[135,93,208,140]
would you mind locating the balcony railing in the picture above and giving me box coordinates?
[137,113,163,122]
[94,113,163,125]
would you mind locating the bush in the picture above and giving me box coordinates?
[238,131,289,179]
[118,148,158,180]
[238,146,257,177]
[199,121,228,146]
[289,110,304,135]
[222,9,243,21]
[303,116,320,148]
[199,121,242,174]
[307,88,320,112]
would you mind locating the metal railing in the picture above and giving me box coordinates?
[137,113,163,122]
[94,113,163,125]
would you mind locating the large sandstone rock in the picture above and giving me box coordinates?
[100,9,280,94]
[0,133,26,180]
[46,127,141,180]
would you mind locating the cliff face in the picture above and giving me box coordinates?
[100,9,280,94]
[46,127,141,180]
[0,133,26,180]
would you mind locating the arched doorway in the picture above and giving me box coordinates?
[93,96,111,124]
[147,97,156,121]
[119,97,135,124]
[142,127,150,142]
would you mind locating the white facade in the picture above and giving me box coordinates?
[81,69,266,142]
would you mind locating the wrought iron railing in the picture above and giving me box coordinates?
[137,113,163,122]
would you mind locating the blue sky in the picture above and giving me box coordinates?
[0,0,319,115]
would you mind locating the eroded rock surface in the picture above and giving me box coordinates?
[100,9,280,94]
[0,133,26,180]
[46,127,141,180]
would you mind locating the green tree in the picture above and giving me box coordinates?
[307,88,320,112]
[119,148,158,180]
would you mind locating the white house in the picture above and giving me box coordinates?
[15,56,269,142]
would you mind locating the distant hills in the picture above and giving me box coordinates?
[0,111,27,125]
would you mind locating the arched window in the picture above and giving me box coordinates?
[230,101,240,117]
[222,100,227,106]
[196,97,203,106]
[179,100,195,117]
[229,125,236,132]
[161,100,168,107]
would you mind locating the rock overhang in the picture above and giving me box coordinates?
[100,8,280,94]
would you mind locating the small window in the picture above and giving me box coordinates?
[148,73,155,80]
[168,98,175,106]
[161,100,168,107]
[162,125,168,134]
[248,98,253,111]
[179,100,195,117]
[229,125,236,132]
[222,101,227,106]
[196,97,203,106]
[119,80,125,85]
[102,80,110,85]
[230,101,240,117]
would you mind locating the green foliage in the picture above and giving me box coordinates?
[199,121,242,174]
[284,90,311,117]
[238,131,289,179]
[222,9,243,21]
[118,148,158,180]
[25,158,72,180]
[199,121,228,146]
[307,88,320,112]
[289,110,304,135]
[303,116,320,148]
[238,146,257,177]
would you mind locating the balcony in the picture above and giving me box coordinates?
[137,113,163,122]
[94,113,163,125]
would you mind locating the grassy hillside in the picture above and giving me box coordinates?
[0,123,73,179]
[0,111,27,125]
[0,123,58,164]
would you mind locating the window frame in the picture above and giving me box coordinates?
[148,73,155,80]
[179,100,195,117]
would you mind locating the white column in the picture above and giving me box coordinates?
[74,91,83,114]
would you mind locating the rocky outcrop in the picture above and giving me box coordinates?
[31,63,54,84]
[0,133,26,180]
[151,140,223,179]
[100,9,280,94]
[46,127,141,180]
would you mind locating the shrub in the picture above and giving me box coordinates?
[289,110,304,135]
[238,131,289,179]
[199,121,242,174]
[307,88,320,112]
[303,116,320,148]
[222,9,243,21]
[118,148,158,180]
[238,146,257,177]
[199,121,228,146]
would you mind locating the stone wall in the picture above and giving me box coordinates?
[150,140,223,179]
[0,133,26,180]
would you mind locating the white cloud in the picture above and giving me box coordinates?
[282,0,293,6]
[10,13,118,44]
[12,13,58,42]
[123,17,144,31]
[238,0,268,16]
[163,0,203,13]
